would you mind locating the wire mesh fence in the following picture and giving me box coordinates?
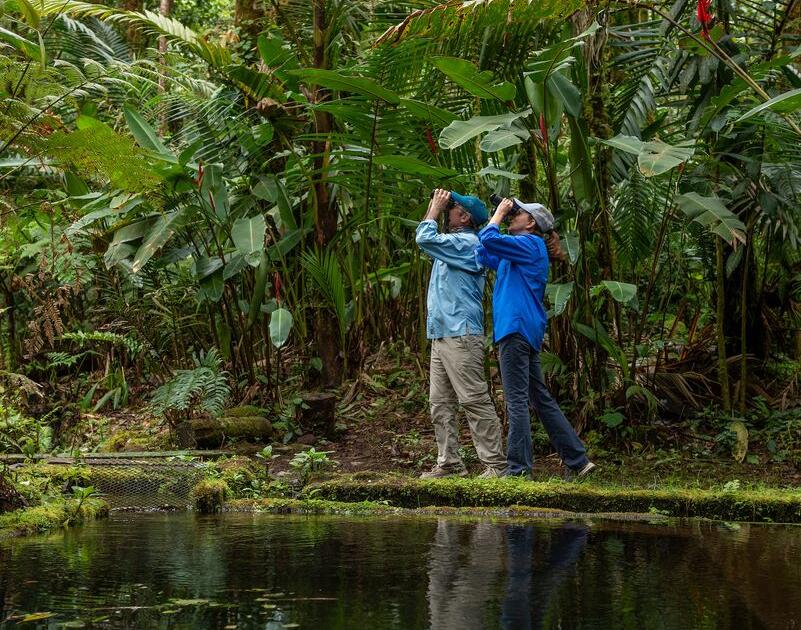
[68,458,206,510]
[3,453,221,511]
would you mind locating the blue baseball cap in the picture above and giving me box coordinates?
[450,191,489,226]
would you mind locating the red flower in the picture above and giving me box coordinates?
[539,112,549,146]
[697,0,714,39]
[425,127,439,155]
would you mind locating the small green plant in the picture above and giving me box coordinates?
[289,447,334,483]
[722,479,741,493]
[68,485,99,522]
[600,408,625,429]
[256,445,279,473]
[150,348,231,427]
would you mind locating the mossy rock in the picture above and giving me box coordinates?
[223,406,269,418]
[186,417,273,448]
[192,479,230,514]
[97,429,168,453]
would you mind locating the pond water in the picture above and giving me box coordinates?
[1,513,800,629]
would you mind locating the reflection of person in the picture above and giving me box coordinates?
[415,189,506,479]
[477,198,595,479]
[501,522,589,630]
[427,519,505,629]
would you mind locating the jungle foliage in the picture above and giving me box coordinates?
[1,0,800,453]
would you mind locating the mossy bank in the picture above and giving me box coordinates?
[0,498,108,539]
[296,474,801,523]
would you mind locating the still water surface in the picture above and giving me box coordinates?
[1,513,800,629]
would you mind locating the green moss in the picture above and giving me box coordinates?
[192,479,230,514]
[300,474,801,523]
[0,498,108,539]
[97,429,168,453]
[223,406,268,418]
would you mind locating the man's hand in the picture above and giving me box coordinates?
[547,230,567,262]
[489,198,514,225]
[425,188,451,220]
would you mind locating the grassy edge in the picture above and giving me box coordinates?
[292,474,801,523]
[225,496,674,523]
[0,498,109,540]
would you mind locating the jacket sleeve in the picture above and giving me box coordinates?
[475,244,500,270]
[416,220,482,273]
[478,224,543,264]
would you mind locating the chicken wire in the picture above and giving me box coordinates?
[51,456,207,510]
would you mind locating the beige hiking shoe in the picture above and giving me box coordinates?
[477,467,505,479]
[420,465,468,479]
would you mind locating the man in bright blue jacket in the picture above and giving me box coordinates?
[477,197,595,479]
[415,189,506,479]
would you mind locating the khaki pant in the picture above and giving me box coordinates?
[429,335,506,471]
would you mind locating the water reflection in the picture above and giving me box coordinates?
[0,514,800,629]
[427,520,588,630]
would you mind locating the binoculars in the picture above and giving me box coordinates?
[489,194,522,216]
[429,189,455,209]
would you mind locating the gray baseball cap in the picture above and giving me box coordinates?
[514,199,554,232]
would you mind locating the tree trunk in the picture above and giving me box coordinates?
[123,0,143,45]
[310,0,341,386]
[715,239,731,412]
[235,0,263,40]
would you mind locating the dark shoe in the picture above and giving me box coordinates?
[420,465,468,479]
[565,461,597,481]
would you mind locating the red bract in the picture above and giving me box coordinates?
[539,112,549,146]
[697,0,713,39]
[425,127,438,155]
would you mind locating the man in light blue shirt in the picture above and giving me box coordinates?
[415,189,506,478]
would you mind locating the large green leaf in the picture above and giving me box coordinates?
[399,99,457,126]
[131,210,186,273]
[439,110,530,150]
[562,231,580,264]
[545,282,574,317]
[479,129,525,153]
[736,88,801,122]
[269,307,293,348]
[15,0,41,28]
[232,215,266,260]
[675,192,747,245]
[432,57,516,101]
[253,175,296,231]
[600,280,637,305]
[123,107,174,159]
[478,167,526,181]
[373,155,458,178]
[0,26,41,59]
[601,135,694,177]
[548,72,581,118]
[288,69,399,104]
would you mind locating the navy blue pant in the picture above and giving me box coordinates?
[498,333,589,476]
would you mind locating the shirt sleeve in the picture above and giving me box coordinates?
[416,220,482,273]
[475,244,500,270]
[478,224,542,264]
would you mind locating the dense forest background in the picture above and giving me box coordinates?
[1,0,800,468]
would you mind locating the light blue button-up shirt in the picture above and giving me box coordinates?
[416,219,485,340]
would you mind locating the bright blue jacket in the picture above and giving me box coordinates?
[477,223,549,350]
[416,220,485,340]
